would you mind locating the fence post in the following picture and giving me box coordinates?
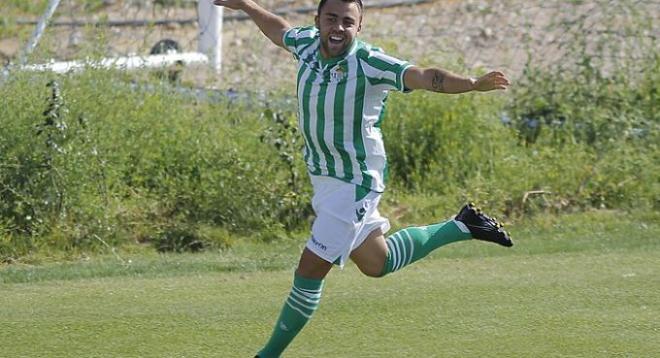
[198,0,223,73]
[20,0,62,65]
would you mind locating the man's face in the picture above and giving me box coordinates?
[315,0,362,59]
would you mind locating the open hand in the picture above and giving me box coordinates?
[213,0,250,10]
[473,71,510,92]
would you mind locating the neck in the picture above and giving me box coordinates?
[320,47,330,59]
[320,46,337,60]
[320,41,353,60]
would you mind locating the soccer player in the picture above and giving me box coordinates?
[213,0,513,356]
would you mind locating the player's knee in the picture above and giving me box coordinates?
[358,264,385,278]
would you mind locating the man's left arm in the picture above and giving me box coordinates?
[403,66,510,94]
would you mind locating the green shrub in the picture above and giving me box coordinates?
[508,55,659,148]
[384,91,508,192]
[384,62,658,216]
[1,43,658,259]
[0,70,311,259]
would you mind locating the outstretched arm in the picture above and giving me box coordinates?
[213,0,291,48]
[403,66,510,94]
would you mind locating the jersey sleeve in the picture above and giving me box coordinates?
[361,49,413,92]
[282,26,319,60]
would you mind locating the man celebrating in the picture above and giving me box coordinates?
[213,0,513,356]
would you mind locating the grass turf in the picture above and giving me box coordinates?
[1,210,659,357]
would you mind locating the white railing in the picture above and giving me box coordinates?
[20,52,210,74]
[12,1,223,75]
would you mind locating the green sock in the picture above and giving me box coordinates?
[257,273,324,358]
[380,220,471,276]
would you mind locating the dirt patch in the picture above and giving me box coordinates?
[0,38,21,65]
[2,0,657,91]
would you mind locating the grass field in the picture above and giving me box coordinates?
[1,210,659,357]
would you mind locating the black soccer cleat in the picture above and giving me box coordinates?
[455,203,513,247]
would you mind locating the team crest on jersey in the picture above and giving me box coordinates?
[330,64,348,82]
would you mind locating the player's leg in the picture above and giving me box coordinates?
[351,218,472,276]
[257,176,358,357]
[349,228,387,277]
[296,246,334,279]
[351,203,513,277]
[256,248,332,358]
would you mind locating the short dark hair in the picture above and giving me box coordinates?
[317,0,364,16]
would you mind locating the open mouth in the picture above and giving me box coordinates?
[328,35,345,46]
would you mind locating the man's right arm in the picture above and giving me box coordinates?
[213,0,291,49]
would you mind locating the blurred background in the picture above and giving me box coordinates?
[1,1,658,259]
[2,0,658,90]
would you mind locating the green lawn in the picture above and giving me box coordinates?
[1,210,659,357]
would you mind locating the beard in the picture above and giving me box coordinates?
[320,35,351,58]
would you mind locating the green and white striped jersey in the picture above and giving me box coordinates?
[283,26,412,192]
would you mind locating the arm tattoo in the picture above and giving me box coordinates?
[431,70,445,92]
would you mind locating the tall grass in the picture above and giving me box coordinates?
[2,64,657,261]
[1,15,658,260]
[0,70,312,260]
[384,75,658,216]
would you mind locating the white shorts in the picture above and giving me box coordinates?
[305,175,391,268]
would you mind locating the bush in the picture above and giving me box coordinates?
[1,42,658,259]
[383,54,658,216]
[0,70,311,259]
[508,55,659,148]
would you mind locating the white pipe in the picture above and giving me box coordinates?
[20,0,62,65]
[197,0,222,73]
[19,52,209,74]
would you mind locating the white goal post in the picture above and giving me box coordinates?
[198,0,223,73]
[18,1,223,74]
